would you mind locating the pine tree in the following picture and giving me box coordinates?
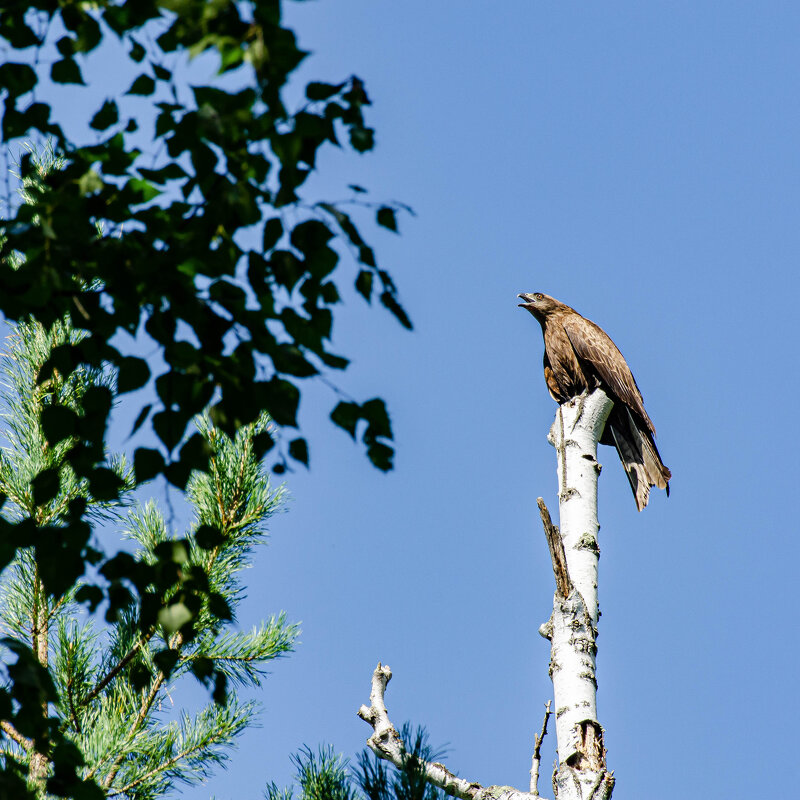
[0,316,298,798]
[267,726,446,800]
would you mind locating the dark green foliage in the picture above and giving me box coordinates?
[270,726,446,800]
[331,399,394,471]
[0,318,297,796]
[0,2,413,791]
[355,725,447,800]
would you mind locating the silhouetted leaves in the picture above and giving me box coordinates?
[289,437,309,466]
[0,62,36,96]
[51,58,85,85]
[116,356,150,393]
[377,206,398,232]
[306,81,346,101]
[126,74,155,96]
[32,468,61,507]
[331,399,394,470]
[0,2,413,788]
[41,405,79,445]
[134,447,165,483]
[89,100,119,131]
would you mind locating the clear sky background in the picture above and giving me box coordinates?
[9,2,800,799]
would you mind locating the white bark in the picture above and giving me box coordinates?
[358,663,548,800]
[530,701,551,795]
[541,389,615,800]
[356,389,618,800]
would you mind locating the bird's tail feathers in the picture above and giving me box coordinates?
[608,407,671,512]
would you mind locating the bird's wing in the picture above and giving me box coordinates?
[560,313,655,434]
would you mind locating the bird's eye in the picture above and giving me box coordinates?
[534,293,544,301]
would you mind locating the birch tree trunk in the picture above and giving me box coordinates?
[541,389,615,800]
[357,387,619,800]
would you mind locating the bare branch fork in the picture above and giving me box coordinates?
[358,663,546,800]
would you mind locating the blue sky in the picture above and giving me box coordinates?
[8,2,800,799]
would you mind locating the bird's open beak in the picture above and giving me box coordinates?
[518,292,535,307]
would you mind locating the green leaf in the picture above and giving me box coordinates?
[127,74,155,95]
[270,344,318,377]
[51,58,85,85]
[56,36,76,58]
[75,585,104,612]
[208,592,232,621]
[138,163,187,183]
[358,245,376,267]
[305,81,345,101]
[376,206,398,232]
[77,169,103,195]
[195,525,225,550]
[260,378,300,427]
[380,291,413,330]
[319,350,349,369]
[367,442,394,471]
[153,648,180,676]
[263,217,283,252]
[134,447,165,482]
[32,468,61,506]
[0,62,37,96]
[117,356,150,393]
[89,100,119,131]
[129,177,161,202]
[158,603,193,634]
[88,468,124,501]
[130,404,152,437]
[349,125,375,153]
[152,410,187,451]
[361,398,393,440]
[330,401,360,439]
[152,62,171,81]
[288,437,309,466]
[291,219,334,256]
[129,39,146,62]
[41,406,79,445]
[355,270,373,301]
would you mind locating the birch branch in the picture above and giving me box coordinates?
[530,700,551,796]
[358,663,549,800]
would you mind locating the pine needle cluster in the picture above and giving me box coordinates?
[269,726,446,800]
[0,316,297,798]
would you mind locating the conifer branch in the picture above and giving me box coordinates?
[106,742,210,797]
[82,627,155,706]
[1,720,31,749]
[66,676,81,735]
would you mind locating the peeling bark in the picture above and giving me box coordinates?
[541,389,615,800]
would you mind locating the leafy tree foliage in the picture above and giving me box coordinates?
[0,1,410,794]
[0,316,297,797]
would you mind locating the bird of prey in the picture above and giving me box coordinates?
[518,292,670,511]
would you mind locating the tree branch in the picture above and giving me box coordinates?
[81,627,155,706]
[358,663,548,800]
[0,720,31,750]
[537,499,571,599]
[530,701,552,796]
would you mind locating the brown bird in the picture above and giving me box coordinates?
[518,292,671,511]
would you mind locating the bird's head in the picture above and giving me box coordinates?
[517,292,559,319]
